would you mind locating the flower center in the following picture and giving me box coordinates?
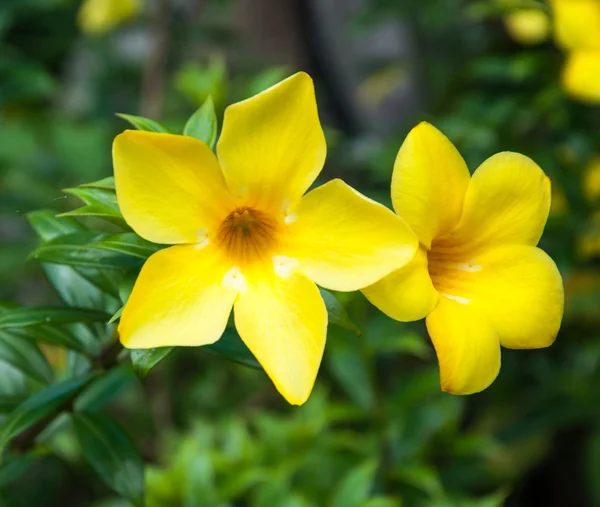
[427,240,480,304]
[215,206,280,265]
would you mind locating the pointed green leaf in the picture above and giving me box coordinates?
[0,375,93,453]
[0,333,54,385]
[89,233,162,259]
[117,113,170,133]
[31,232,144,270]
[130,347,174,379]
[75,366,136,412]
[80,176,115,190]
[183,96,218,148]
[3,325,87,353]
[73,412,144,506]
[203,329,260,369]
[27,209,84,242]
[319,289,361,335]
[0,307,109,329]
[59,187,126,227]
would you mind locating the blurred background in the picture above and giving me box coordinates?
[1,0,600,505]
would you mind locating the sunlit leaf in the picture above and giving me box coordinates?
[73,412,144,506]
[116,113,170,133]
[184,96,218,149]
[59,186,127,228]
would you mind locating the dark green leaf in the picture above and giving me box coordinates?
[0,332,54,385]
[0,375,92,454]
[3,325,87,353]
[75,366,136,411]
[31,232,144,270]
[320,289,361,335]
[73,412,144,506]
[0,455,36,488]
[203,329,260,369]
[0,307,109,329]
[130,347,174,379]
[116,113,170,133]
[89,233,161,259]
[183,96,218,148]
[59,187,126,227]
[0,395,26,414]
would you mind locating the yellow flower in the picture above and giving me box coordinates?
[550,0,600,103]
[363,123,564,395]
[78,0,141,35]
[113,73,418,405]
[550,0,600,50]
[504,9,550,46]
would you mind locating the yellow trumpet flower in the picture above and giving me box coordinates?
[113,73,418,405]
[550,0,600,103]
[78,0,141,35]
[363,123,564,395]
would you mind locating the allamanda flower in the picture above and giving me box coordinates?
[114,73,418,405]
[363,123,564,395]
[551,0,600,103]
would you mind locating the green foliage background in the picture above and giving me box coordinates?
[1,0,599,506]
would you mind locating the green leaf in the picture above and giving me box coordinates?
[73,412,144,506]
[130,347,174,379]
[3,325,87,353]
[89,233,161,259]
[183,96,218,149]
[116,113,170,133]
[320,289,361,335]
[59,187,127,227]
[0,307,109,329]
[31,232,144,270]
[108,307,123,324]
[0,455,36,488]
[330,461,377,507]
[80,176,115,190]
[0,375,92,454]
[0,332,54,385]
[27,209,84,242]
[203,329,261,369]
[0,395,26,414]
[75,366,136,412]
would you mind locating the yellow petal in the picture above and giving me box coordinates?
[441,152,550,252]
[234,271,327,405]
[562,51,600,104]
[504,10,550,46]
[362,247,439,322]
[391,122,471,248]
[285,179,418,292]
[426,297,501,395]
[113,130,233,245]
[551,0,600,50]
[119,244,237,348]
[217,72,326,211]
[466,245,564,349]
